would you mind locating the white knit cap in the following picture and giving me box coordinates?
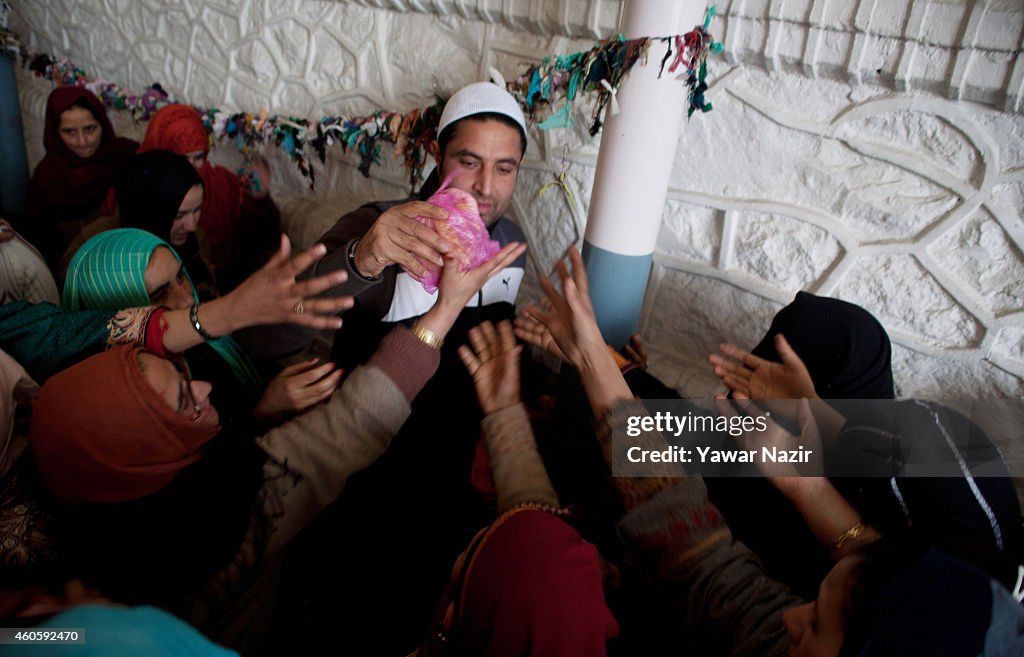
[437,81,527,140]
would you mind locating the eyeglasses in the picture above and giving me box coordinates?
[173,356,203,423]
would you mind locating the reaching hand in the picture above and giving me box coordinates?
[708,333,816,400]
[354,201,453,278]
[418,241,527,340]
[227,234,354,331]
[516,247,631,416]
[516,247,605,370]
[621,334,648,370]
[714,395,824,479]
[254,358,343,422]
[514,298,568,362]
[458,320,522,415]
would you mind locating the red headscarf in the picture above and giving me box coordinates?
[28,87,138,221]
[30,346,219,505]
[449,509,619,656]
[138,103,242,266]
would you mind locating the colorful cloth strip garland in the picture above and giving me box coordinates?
[1,6,721,189]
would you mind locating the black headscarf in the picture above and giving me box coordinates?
[846,547,1024,656]
[709,291,897,598]
[116,150,202,239]
[116,150,213,296]
[751,291,895,400]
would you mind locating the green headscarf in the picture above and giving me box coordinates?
[63,228,263,400]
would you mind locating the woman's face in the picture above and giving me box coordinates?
[58,106,103,159]
[782,555,861,657]
[169,185,204,246]
[137,352,219,428]
[144,246,194,310]
[183,150,207,171]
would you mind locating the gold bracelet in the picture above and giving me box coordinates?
[411,322,443,350]
[830,521,867,552]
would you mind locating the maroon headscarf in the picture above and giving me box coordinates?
[30,346,219,505]
[28,87,139,223]
[432,508,619,656]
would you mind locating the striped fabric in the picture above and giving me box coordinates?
[62,228,263,400]
[63,228,160,311]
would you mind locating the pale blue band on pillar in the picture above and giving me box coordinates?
[0,55,29,214]
[581,240,652,350]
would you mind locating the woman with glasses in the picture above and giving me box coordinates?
[63,228,335,427]
[27,241,526,639]
[0,235,348,624]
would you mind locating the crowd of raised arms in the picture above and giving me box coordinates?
[0,81,1020,657]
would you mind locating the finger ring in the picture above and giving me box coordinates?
[373,253,388,266]
[293,298,305,314]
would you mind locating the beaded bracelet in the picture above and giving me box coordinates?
[510,501,572,517]
[189,303,213,341]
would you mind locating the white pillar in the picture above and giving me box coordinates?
[583,0,708,348]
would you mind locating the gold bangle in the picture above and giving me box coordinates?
[830,521,867,552]
[411,322,443,350]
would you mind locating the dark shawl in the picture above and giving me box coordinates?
[24,87,138,262]
[708,291,897,597]
[751,290,894,400]
[116,150,213,296]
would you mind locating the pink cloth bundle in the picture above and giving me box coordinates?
[407,175,501,293]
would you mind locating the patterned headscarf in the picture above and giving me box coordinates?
[62,228,262,400]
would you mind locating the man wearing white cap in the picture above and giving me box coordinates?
[256,82,535,652]
[238,81,529,362]
[349,80,528,282]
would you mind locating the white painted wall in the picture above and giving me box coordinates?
[10,0,1024,398]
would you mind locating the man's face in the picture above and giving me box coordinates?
[439,118,523,227]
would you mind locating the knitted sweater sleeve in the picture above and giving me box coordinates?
[194,327,438,627]
[253,326,438,555]
[481,403,560,513]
